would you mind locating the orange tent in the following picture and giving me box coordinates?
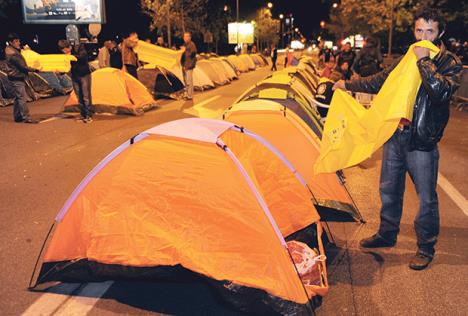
[224,100,363,222]
[64,68,156,115]
[31,118,328,314]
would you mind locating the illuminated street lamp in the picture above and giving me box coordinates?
[279,13,284,19]
[224,4,228,12]
[267,2,273,9]
[320,20,326,28]
[332,3,338,8]
[294,27,299,32]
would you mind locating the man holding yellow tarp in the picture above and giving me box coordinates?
[326,9,462,270]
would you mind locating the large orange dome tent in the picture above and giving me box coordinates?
[64,68,157,115]
[30,118,328,314]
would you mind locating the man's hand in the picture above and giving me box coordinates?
[414,46,430,60]
[333,80,346,91]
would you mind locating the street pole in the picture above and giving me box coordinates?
[388,0,394,56]
[236,0,239,53]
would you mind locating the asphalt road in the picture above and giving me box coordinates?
[0,65,467,316]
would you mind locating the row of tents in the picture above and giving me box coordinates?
[1,43,268,114]
[29,54,363,314]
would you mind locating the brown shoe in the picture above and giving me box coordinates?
[409,253,433,270]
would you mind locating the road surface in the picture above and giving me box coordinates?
[0,65,467,316]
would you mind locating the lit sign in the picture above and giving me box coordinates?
[228,22,254,44]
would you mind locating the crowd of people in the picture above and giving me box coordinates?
[3,31,198,124]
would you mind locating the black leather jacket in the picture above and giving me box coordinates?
[4,46,37,81]
[345,43,463,151]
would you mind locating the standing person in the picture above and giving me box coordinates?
[58,39,93,123]
[122,31,139,79]
[4,33,39,123]
[336,42,356,71]
[156,36,167,48]
[270,43,278,71]
[352,36,383,77]
[108,40,123,69]
[333,9,462,270]
[97,40,111,68]
[285,45,293,67]
[180,32,197,101]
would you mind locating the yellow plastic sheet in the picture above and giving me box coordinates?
[314,41,439,174]
[22,49,77,73]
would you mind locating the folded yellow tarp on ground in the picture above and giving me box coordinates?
[22,49,77,73]
[314,40,439,174]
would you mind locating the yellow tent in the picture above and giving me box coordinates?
[22,49,77,73]
[64,68,156,115]
[315,40,439,174]
[224,100,362,222]
[227,55,249,73]
[136,41,215,90]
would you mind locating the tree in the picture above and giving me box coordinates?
[254,8,279,51]
[141,0,207,47]
[327,0,468,54]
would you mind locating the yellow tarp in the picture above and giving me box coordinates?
[22,49,77,73]
[314,41,439,174]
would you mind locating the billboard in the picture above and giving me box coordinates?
[22,0,105,24]
[228,23,254,44]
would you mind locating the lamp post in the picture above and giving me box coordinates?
[267,2,273,9]
[236,0,239,51]
[279,14,284,48]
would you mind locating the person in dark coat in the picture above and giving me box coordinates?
[4,33,40,123]
[270,44,278,71]
[58,39,93,123]
[180,32,197,101]
[352,37,383,77]
[333,9,463,270]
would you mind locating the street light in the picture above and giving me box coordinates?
[279,13,284,19]
[294,27,299,32]
[224,4,228,12]
[267,2,273,9]
[320,20,326,28]
[332,3,338,8]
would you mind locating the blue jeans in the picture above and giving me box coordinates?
[11,80,30,122]
[378,128,440,257]
[72,75,92,118]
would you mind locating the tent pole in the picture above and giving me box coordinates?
[28,222,55,289]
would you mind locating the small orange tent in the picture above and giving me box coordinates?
[64,68,156,115]
[224,100,363,222]
[31,118,328,314]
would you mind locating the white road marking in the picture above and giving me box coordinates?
[21,282,113,316]
[182,95,223,118]
[54,282,114,316]
[438,172,468,216]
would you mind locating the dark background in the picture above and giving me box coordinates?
[0,0,329,54]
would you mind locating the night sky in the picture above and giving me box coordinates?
[0,0,329,53]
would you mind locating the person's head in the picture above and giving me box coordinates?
[413,9,445,43]
[103,40,112,49]
[183,32,191,44]
[318,41,324,48]
[123,31,139,47]
[109,40,117,49]
[342,42,351,52]
[157,36,164,45]
[365,37,378,48]
[7,33,21,49]
[57,39,72,54]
